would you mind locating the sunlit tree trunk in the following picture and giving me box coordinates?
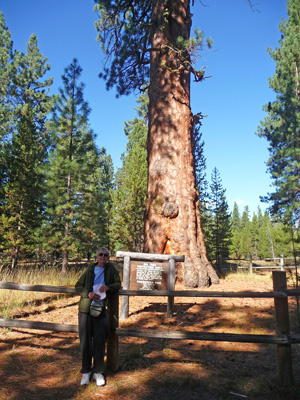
[145,0,219,287]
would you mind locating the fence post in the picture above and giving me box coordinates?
[167,258,175,318]
[107,292,119,372]
[272,271,293,386]
[280,255,284,271]
[120,255,130,320]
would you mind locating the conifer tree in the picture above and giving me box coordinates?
[251,212,260,258]
[272,221,296,257]
[192,118,212,259]
[0,12,14,142]
[238,206,252,259]
[209,168,231,264]
[94,0,219,287]
[256,211,274,259]
[0,111,46,266]
[0,31,53,263]
[71,146,114,258]
[230,202,241,258]
[97,147,114,249]
[13,34,54,131]
[256,0,300,225]
[110,97,148,252]
[192,118,208,212]
[44,59,97,274]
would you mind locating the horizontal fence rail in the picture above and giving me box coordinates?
[119,289,288,298]
[0,318,78,333]
[115,328,294,344]
[0,281,76,294]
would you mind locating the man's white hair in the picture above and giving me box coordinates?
[97,247,110,257]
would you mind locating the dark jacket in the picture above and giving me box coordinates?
[75,262,121,313]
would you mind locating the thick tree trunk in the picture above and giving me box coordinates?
[145,0,219,287]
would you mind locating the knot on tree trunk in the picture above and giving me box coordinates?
[162,199,179,219]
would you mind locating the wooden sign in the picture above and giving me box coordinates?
[129,261,168,290]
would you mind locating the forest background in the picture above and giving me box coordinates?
[0,0,299,273]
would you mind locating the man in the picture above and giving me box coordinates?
[75,247,121,386]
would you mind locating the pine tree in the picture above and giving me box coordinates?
[272,221,296,257]
[209,168,231,264]
[72,146,114,259]
[239,206,253,259]
[110,97,148,252]
[0,12,18,141]
[192,117,208,211]
[44,59,97,274]
[256,0,300,224]
[256,211,275,259]
[0,111,46,266]
[251,212,260,258]
[13,34,54,131]
[97,148,114,249]
[0,31,53,264]
[94,0,218,287]
[229,202,241,258]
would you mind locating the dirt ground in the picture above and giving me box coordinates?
[1,272,300,400]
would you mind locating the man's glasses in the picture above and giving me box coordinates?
[98,253,109,257]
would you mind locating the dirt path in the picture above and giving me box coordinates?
[1,273,299,400]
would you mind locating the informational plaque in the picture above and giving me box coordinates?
[129,261,169,290]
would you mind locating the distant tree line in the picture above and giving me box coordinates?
[192,124,299,264]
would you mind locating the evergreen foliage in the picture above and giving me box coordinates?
[0,23,54,264]
[256,0,300,225]
[0,14,115,267]
[192,117,209,214]
[207,168,231,263]
[43,59,106,272]
[0,110,47,265]
[191,120,213,259]
[230,202,241,258]
[0,12,15,141]
[110,95,148,252]
[94,1,212,96]
[229,203,299,259]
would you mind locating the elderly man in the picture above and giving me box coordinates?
[75,247,121,386]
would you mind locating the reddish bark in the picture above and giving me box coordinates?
[145,0,219,287]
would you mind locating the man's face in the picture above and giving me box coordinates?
[96,251,109,266]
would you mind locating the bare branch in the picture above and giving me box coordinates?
[246,0,261,13]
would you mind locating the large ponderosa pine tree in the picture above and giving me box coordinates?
[257,0,300,224]
[94,0,219,287]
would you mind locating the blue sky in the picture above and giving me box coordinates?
[1,0,288,216]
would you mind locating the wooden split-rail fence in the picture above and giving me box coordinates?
[0,271,299,387]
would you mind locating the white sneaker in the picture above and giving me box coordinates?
[80,372,91,385]
[93,372,106,386]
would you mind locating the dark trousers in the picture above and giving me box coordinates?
[78,309,110,373]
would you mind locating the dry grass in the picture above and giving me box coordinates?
[0,266,81,318]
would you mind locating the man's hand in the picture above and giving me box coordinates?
[99,285,109,293]
[88,292,100,301]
